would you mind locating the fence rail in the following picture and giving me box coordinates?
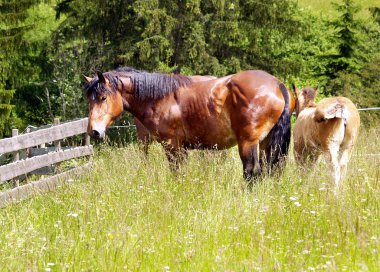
[0,146,93,184]
[0,118,92,207]
[0,118,89,154]
[357,107,380,111]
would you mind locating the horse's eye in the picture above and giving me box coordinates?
[101,96,107,101]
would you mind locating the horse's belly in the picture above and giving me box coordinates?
[184,134,236,150]
[183,118,236,150]
[180,95,236,149]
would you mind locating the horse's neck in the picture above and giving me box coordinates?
[125,94,175,124]
[298,107,316,119]
[126,99,152,119]
[298,107,319,131]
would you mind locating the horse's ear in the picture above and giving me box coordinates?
[172,66,181,75]
[83,75,93,83]
[292,83,299,97]
[96,71,106,83]
[314,86,319,96]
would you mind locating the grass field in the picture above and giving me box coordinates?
[297,0,380,19]
[0,127,378,271]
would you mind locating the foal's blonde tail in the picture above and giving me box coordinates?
[313,98,348,123]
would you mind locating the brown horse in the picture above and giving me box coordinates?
[85,67,294,180]
[292,85,360,189]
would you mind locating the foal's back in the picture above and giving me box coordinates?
[294,97,360,154]
[314,97,360,148]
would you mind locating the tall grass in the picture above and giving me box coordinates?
[0,128,378,271]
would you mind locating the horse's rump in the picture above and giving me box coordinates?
[314,97,352,122]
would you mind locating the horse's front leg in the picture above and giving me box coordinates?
[238,140,261,182]
[135,117,152,156]
[162,141,188,171]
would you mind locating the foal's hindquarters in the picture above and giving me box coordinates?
[293,97,360,188]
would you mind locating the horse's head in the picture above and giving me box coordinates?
[292,84,318,117]
[85,71,128,139]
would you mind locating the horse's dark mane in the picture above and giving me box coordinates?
[85,66,192,100]
[132,72,192,100]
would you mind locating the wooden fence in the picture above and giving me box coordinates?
[0,118,93,208]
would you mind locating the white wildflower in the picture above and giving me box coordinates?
[67,213,78,217]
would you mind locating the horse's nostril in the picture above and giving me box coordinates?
[92,130,100,138]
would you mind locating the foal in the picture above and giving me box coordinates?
[292,85,360,188]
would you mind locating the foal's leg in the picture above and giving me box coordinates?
[238,140,261,182]
[323,144,341,188]
[339,143,354,182]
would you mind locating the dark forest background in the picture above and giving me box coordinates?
[0,0,379,137]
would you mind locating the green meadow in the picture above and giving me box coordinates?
[298,0,380,18]
[0,127,378,271]
[0,1,379,270]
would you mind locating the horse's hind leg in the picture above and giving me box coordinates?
[259,137,269,168]
[259,135,275,173]
[323,145,341,188]
[238,140,261,182]
[339,142,354,182]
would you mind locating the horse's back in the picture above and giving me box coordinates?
[175,70,288,149]
[175,76,236,149]
[229,70,282,95]
[229,70,287,115]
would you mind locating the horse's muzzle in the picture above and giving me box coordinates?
[90,129,105,139]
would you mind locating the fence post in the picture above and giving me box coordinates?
[12,129,19,161]
[54,118,61,151]
[84,118,90,146]
[12,129,20,187]
[84,133,90,146]
[26,127,31,158]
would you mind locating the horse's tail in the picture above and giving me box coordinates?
[267,83,291,170]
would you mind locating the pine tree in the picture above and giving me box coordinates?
[0,86,15,137]
[0,0,41,137]
[326,0,362,78]
[53,0,302,76]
